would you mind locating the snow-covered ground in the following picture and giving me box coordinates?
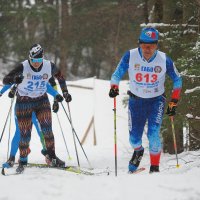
[0,78,200,200]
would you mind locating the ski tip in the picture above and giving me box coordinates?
[128,167,146,174]
[68,157,72,161]
[1,168,5,176]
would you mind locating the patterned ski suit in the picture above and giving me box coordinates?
[0,83,59,158]
[3,59,68,162]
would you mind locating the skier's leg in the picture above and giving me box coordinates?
[35,94,65,167]
[147,95,165,172]
[32,111,46,151]
[16,96,33,166]
[128,97,146,172]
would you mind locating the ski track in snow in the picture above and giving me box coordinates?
[0,78,200,200]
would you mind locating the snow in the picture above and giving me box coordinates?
[185,86,200,94]
[0,78,200,200]
[186,114,200,120]
[186,114,194,119]
[140,23,199,28]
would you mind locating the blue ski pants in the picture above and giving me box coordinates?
[128,94,166,155]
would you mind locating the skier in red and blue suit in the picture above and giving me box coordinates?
[109,27,182,173]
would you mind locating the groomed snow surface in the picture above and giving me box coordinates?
[0,78,199,200]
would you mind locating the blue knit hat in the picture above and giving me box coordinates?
[139,27,159,44]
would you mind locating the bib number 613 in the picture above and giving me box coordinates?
[135,73,157,83]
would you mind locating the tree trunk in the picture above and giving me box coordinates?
[143,0,149,24]
[189,120,200,150]
[148,0,163,23]
[182,0,196,23]
[162,0,178,23]
[59,0,69,78]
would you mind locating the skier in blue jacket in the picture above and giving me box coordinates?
[109,27,182,173]
[0,81,62,169]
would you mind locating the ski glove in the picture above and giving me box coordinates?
[166,99,178,116]
[63,91,72,102]
[8,85,17,98]
[55,94,64,102]
[109,85,119,98]
[0,92,2,97]
[14,74,24,84]
[52,100,59,113]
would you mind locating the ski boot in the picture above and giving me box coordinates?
[2,156,15,168]
[149,165,159,173]
[44,150,65,168]
[16,160,27,174]
[41,149,48,156]
[128,147,144,173]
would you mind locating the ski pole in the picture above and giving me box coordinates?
[56,113,72,160]
[170,116,180,168]
[61,102,93,169]
[61,102,80,168]
[0,97,15,143]
[67,102,93,169]
[113,97,117,176]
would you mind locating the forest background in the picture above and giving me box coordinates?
[0,0,199,153]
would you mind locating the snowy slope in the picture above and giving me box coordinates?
[0,78,200,200]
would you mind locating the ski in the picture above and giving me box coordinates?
[1,168,5,175]
[1,163,110,176]
[27,163,94,175]
[1,167,23,176]
[128,167,146,174]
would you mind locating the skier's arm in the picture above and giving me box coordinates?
[46,83,59,98]
[110,51,130,86]
[51,62,68,93]
[3,64,23,85]
[51,62,72,102]
[49,76,58,90]
[0,84,12,95]
[166,56,182,101]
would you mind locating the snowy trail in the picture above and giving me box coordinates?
[0,78,200,200]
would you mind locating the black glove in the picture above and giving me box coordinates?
[14,74,24,84]
[63,91,72,102]
[52,100,59,113]
[8,85,17,98]
[109,85,119,98]
[55,94,64,102]
[0,92,2,97]
[166,99,178,116]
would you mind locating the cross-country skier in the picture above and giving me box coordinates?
[3,44,72,173]
[109,27,182,173]
[0,82,61,168]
